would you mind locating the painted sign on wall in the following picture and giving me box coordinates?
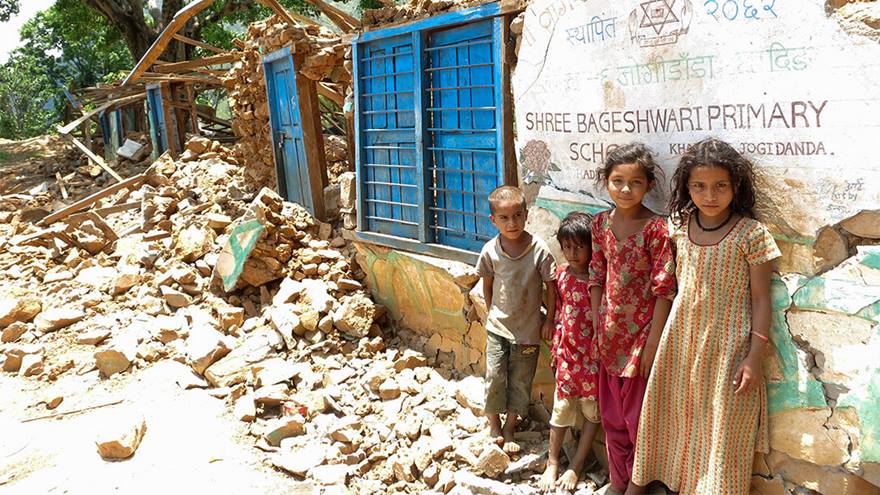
[512,0,880,238]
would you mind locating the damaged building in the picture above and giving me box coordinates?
[1,0,879,493]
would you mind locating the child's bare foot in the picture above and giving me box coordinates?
[501,426,520,453]
[488,414,504,446]
[557,468,579,491]
[502,436,521,454]
[538,460,559,490]
[501,413,520,453]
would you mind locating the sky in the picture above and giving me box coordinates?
[0,0,56,63]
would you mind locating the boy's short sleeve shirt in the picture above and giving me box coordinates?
[477,235,556,345]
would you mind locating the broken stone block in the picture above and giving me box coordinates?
[240,256,284,287]
[117,139,147,161]
[475,443,510,478]
[332,294,376,338]
[391,455,418,482]
[272,444,328,476]
[273,277,304,306]
[96,414,147,460]
[300,278,334,314]
[428,424,454,459]
[318,315,334,333]
[264,415,306,446]
[339,172,356,210]
[34,308,85,333]
[217,306,245,333]
[378,378,401,400]
[95,336,138,378]
[336,278,363,291]
[186,327,231,375]
[1,322,28,343]
[0,295,41,327]
[422,463,440,487]
[3,344,40,372]
[504,452,546,476]
[71,220,112,254]
[19,354,44,377]
[254,383,289,406]
[253,357,298,387]
[160,286,192,308]
[453,470,514,495]
[813,227,849,273]
[204,329,276,387]
[268,304,303,347]
[394,349,428,372]
[234,391,256,422]
[174,223,217,262]
[206,212,233,230]
[841,209,880,238]
[769,408,850,466]
[308,464,349,485]
[78,328,112,345]
[455,376,485,414]
[456,408,482,433]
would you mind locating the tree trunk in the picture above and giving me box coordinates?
[81,0,189,62]
[81,0,260,64]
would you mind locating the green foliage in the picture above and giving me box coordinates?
[0,55,57,139]
[0,0,133,139]
[0,0,19,22]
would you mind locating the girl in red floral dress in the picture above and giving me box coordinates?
[588,144,676,495]
[539,212,600,492]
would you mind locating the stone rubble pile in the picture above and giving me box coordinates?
[0,137,595,494]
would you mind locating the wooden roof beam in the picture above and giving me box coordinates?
[153,53,238,73]
[171,33,226,54]
[122,0,216,86]
[301,0,361,32]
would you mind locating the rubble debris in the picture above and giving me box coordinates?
[0,134,573,494]
[117,139,149,162]
[222,17,348,190]
[96,414,147,460]
[0,295,41,327]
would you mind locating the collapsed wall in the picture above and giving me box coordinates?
[222,16,350,191]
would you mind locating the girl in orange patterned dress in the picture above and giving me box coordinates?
[633,138,781,495]
[588,144,676,495]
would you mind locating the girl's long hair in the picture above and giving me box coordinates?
[668,138,757,225]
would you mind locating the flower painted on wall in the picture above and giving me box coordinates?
[519,139,559,184]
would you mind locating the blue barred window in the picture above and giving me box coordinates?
[353,2,508,261]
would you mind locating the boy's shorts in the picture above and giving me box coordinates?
[550,394,600,427]
[484,331,539,417]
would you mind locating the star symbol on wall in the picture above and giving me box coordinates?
[639,0,680,35]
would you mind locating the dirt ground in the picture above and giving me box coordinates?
[0,360,301,494]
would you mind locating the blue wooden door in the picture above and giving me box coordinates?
[426,19,501,252]
[146,84,168,156]
[356,34,420,239]
[265,50,312,212]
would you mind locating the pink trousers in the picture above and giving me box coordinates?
[599,363,648,491]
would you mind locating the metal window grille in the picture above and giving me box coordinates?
[353,4,505,254]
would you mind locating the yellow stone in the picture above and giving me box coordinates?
[424,269,465,314]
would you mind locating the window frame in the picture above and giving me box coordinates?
[352,1,514,265]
